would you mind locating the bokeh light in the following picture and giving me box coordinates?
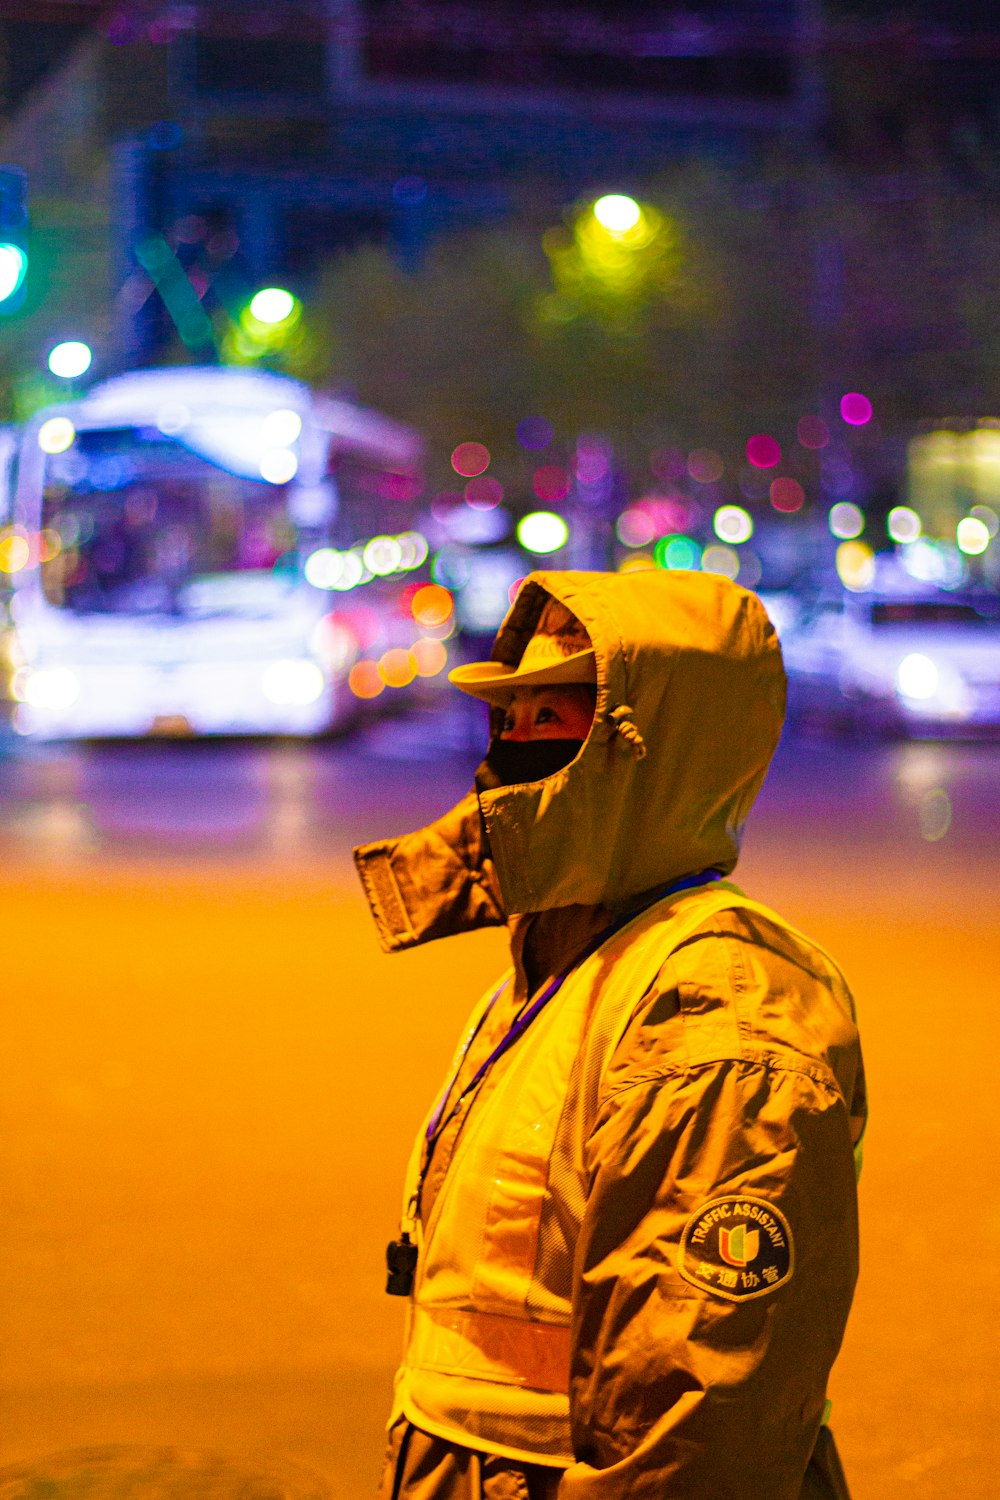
[0,530,30,573]
[796,416,830,450]
[828,502,865,539]
[701,544,740,579]
[573,441,610,485]
[713,505,753,544]
[304,548,345,589]
[593,194,641,233]
[969,504,999,538]
[411,583,454,627]
[532,464,571,503]
[259,448,298,484]
[687,448,724,484]
[38,417,76,455]
[836,540,875,591]
[397,531,429,568]
[451,441,490,477]
[900,538,966,590]
[465,475,503,509]
[332,551,364,591]
[770,478,805,513]
[0,244,27,302]
[379,648,417,688]
[616,508,658,548]
[261,408,302,446]
[654,534,701,570]
[840,392,873,426]
[38,528,62,562]
[746,434,781,469]
[896,653,939,700]
[363,535,404,576]
[518,511,569,554]
[412,638,448,677]
[348,661,384,699]
[48,341,93,379]
[956,516,990,555]
[249,287,296,324]
[918,788,952,842]
[517,416,553,450]
[887,505,921,544]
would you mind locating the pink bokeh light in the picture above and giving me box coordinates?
[451,441,490,477]
[464,475,503,510]
[840,392,873,426]
[770,477,805,513]
[746,434,782,469]
[533,464,572,503]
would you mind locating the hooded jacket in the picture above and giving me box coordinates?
[355,570,866,1500]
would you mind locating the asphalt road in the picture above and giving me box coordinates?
[1,709,998,1499]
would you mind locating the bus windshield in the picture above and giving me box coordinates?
[40,426,306,615]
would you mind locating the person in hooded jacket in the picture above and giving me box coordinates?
[354,569,866,1500]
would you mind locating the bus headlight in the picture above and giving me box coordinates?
[895,652,970,717]
[895,653,939,701]
[261,659,325,706]
[13,666,81,710]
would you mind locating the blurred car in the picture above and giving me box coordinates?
[781,582,1000,738]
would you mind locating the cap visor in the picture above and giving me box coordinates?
[448,648,596,701]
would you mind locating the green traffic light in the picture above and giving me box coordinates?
[0,242,27,302]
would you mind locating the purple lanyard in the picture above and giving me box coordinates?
[423,868,722,1152]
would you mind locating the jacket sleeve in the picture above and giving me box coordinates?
[557,925,862,1500]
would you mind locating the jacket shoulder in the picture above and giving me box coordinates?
[603,905,860,1101]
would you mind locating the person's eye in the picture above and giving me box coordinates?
[534,706,558,725]
[502,713,515,734]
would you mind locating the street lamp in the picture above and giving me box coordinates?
[593,194,642,234]
[248,287,297,325]
[232,286,302,364]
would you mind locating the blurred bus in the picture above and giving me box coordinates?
[2,366,426,739]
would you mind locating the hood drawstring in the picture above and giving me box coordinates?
[608,704,647,760]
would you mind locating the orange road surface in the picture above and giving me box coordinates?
[1,786,998,1498]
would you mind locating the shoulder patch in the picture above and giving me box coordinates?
[679,1195,793,1301]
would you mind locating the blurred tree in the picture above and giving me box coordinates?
[291,153,1000,512]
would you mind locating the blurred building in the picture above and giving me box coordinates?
[2,1,1000,376]
[0,0,820,369]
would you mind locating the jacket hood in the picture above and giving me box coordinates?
[354,568,785,952]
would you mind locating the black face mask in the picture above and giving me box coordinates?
[480,738,584,789]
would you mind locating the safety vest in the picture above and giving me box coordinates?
[388,880,852,1466]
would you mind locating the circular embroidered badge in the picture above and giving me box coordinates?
[679,1195,794,1301]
